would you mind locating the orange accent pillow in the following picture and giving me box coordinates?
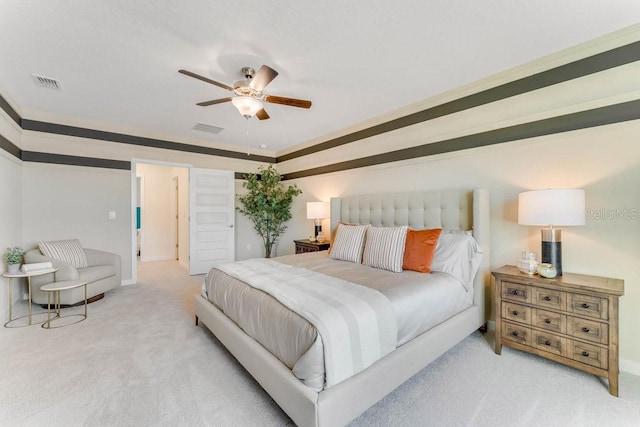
[402,228,442,273]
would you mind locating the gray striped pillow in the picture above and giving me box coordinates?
[362,226,408,273]
[38,239,88,269]
[329,224,369,264]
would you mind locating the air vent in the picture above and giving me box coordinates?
[193,122,224,134]
[31,74,62,90]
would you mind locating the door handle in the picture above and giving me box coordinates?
[228,224,234,228]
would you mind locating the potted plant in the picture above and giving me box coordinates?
[237,164,302,258]
[3,247,25,273]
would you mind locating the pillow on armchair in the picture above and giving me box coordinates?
[38,239,89,269]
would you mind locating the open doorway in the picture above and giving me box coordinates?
[131,160,190,284]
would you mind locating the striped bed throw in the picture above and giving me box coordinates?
[215,258,397,388]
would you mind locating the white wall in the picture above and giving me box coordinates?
[136,163,177,262]
[21,163,133,282]
[0,151,23,320]
[135,163,191,264]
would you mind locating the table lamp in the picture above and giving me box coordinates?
[306,201,329,241]
[518,189,585,276]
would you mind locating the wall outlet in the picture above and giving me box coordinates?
[246,243,251,251]
[22,293,28,300]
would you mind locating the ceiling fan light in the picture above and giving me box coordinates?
[232,96,263,117]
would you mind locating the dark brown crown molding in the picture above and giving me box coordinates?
[282,99,640,180]
[277,40,640,163]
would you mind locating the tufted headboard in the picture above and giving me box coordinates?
[330,188,490,323]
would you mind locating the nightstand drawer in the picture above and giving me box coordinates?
[568,293,608,320]
[532,330,565,357]
[502,302,531,325]
[532,308,566,334]
[532,287,566,311]
[568,340,608,369]
[502,322,531,346]
[567,317,608,345]
[501,282,530,304]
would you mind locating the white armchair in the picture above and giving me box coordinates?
[25,247,121,306]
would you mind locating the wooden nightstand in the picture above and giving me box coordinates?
[493,265,624,396]
[294,239,330,254]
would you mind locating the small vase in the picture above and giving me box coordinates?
[516,251,539,275]
[538,263,557,279]
[7,263,21,274]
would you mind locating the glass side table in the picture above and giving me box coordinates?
[2,268,58,328]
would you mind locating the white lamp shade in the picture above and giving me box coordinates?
[231,96,263,117]
[306,201,329,219]
[518,189,586,226]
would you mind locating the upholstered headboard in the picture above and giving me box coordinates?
[330,188,490,323]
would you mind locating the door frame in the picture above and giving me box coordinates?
[130,158,192,285]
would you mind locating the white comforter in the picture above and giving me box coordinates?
[215,258,397,388]
[204,252,472,391]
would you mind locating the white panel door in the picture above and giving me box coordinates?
[189,168,235,275]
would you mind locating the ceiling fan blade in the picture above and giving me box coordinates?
[196,97,233,106]
[250,65,278,91]
[179,69,234,92]
[263,95,312,109]
[256,108,270,120]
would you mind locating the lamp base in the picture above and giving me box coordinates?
[314,223,322,240]
[541,228,562,276]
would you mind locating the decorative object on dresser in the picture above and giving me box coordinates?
[493,265,624,396]
[294,239,330,254]
[516,251,539,275]
[306,201,329,241]
[518,189,585,275]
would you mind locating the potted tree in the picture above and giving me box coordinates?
[237,164,302,258]
[3,247,25,274]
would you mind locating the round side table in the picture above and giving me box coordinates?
[40,280,88,329]
[3,268,58,328]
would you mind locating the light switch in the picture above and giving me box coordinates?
[108,210,116,220]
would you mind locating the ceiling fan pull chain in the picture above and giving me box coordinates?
[245,116,251,156]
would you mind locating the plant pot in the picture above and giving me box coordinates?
[7,263,20,274]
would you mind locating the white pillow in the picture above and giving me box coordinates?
[38,239,88,269]
[329,224,370,264]
[362,225,408,273]
[431,233,483,291]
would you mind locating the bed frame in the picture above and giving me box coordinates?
[194,188,490,426]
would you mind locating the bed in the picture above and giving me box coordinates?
[194,188,490,426]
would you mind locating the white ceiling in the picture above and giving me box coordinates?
[1,1,639,154]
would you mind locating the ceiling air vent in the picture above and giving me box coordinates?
[193,122,224,134]
[31,74,62,90]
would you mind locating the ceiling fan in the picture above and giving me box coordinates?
[179,65,312,120]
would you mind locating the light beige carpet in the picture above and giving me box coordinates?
[1,260,639,426]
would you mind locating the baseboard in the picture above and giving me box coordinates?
[620,358,640,377]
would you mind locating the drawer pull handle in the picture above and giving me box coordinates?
[512,311,519,316]
[582,351,590,357]
[544,296,552,301]
[512,331,519,337]
[545,340,551,346]
[545,319,551,324]
[582,327,590,333]
[581,303,591,309]
[512,290,519,295]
